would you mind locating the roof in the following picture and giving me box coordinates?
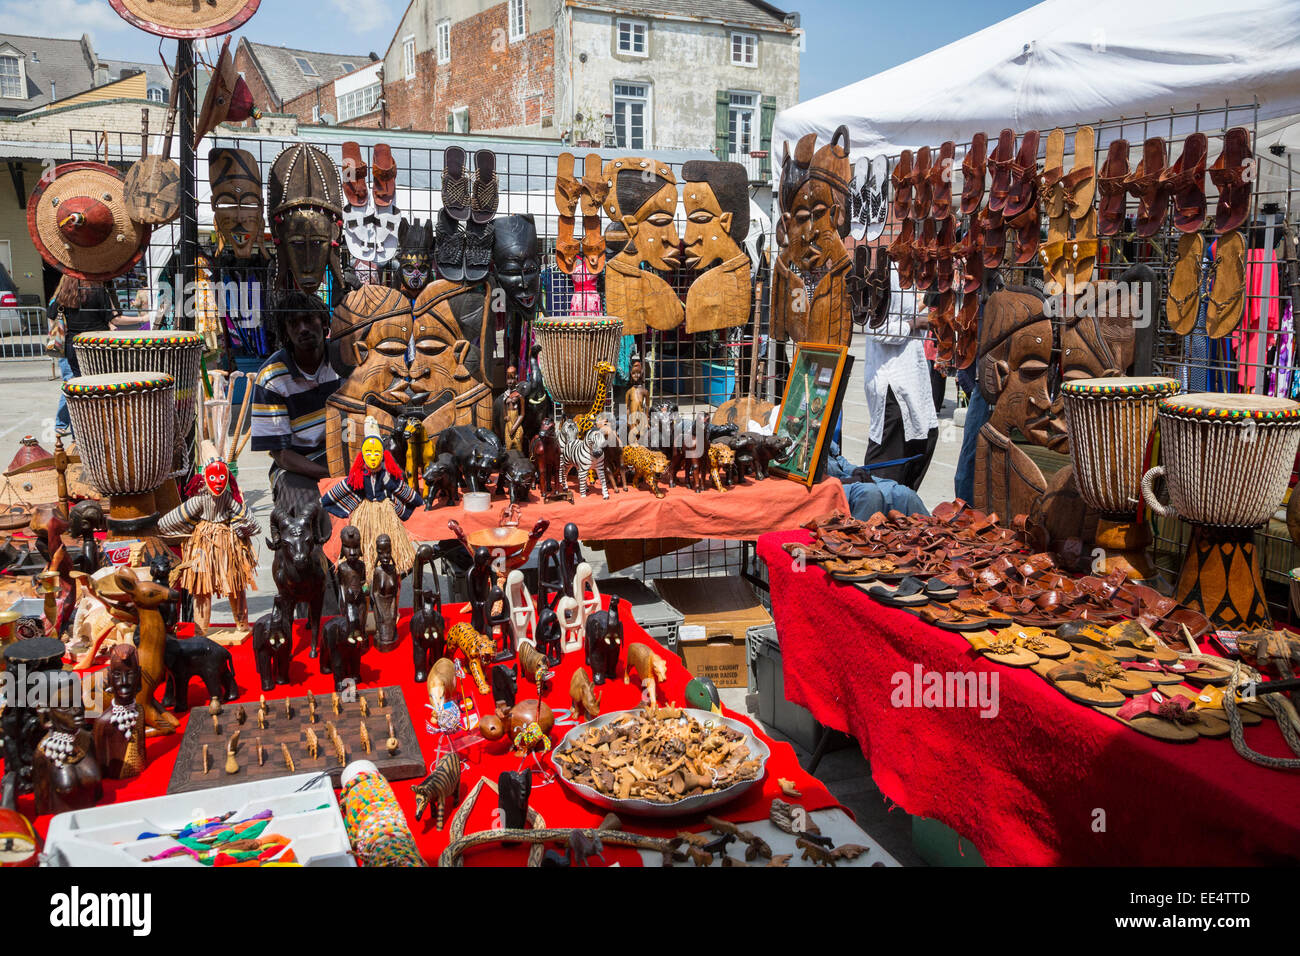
[568,0,797,30]
[241,40,373,108]
[0,33,95,111]
[101,59,171,93]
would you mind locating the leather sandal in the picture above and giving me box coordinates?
[1123,137,1170,238]
[1005,200,1041,265]
[1034,657,1128,706]
[910,146,933,220]
[554,151,581,274]
[955,299,978,370]
[934,217,956,294]
[580,152,607,273]
[966,630,1040,667]
[932,293,955,366]
[464,219,494,282]
[1208,127,1253,234]
[442,145,471,221]
[1166,232,1204,334]
[470,149,499,225]
[960,132,987,215]
[1040,128,1068,220]
[889,219,916,288]
[979,206,1005,269]
[1002,129,1040,218]
[930,141,956,220]
[1064,125,1096,220]
[988,128,1015,213]
[1096,139,1130,236]
[867,248,891,328]
[916,218,937,289]
[1069,208,1098,287]
[1038,239,1068,295]
[1101,690,1200,742]
[372,143,397,208]
[435,208,466,281]
[1206,230,1245,338]
[1161,132,1207,233]
[954,219,984,293]
[891,149,914,221]
[341,141,368,207]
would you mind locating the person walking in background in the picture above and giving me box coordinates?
[51,275,121,439]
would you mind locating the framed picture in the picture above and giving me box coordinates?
[769,342,850,487]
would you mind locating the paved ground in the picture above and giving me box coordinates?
[4,347,962,866]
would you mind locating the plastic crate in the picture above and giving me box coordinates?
[597,576,684,652]
[747,622,822,753]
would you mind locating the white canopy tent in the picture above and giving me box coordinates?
[774,0,1300,161]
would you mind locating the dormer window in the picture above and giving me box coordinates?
[0,53,25,99]
[295,56,317,77]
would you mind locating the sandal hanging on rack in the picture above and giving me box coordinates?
[1161,131,1207,233]
[960,132,987,216]
[1205,229,1246,338]
[1166,232,1204,335]
[1208,127,1253,235]
[1096,139,1130,236]
[554,151,582,274]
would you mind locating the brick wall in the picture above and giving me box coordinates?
[233,44,277,111]
[384,2,554,134]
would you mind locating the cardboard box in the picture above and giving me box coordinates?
[653,576,772,688]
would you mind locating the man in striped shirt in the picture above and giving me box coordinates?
[251,292,341,521]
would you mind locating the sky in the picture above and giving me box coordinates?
[0,0,1040,99]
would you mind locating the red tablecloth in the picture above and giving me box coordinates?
[16,599,838,866]
[320,476,850,560]
[758,528,1300,866]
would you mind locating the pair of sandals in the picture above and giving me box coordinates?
[890,142,958,222]
[1167,229,1246,337]
[437,146,498,282]
[849,246,891,328]
[929,292,977,371]
[1038,126,1097,294]
[341,141,396,209]
[340,142,401,265]
[555,152,607,275]
[847,155,889,242]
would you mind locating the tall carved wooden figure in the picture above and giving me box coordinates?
[411,544,445,683]
[371,534,401,653]
[93,643,146,779]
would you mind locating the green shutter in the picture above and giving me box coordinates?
[760,95,777,180]
[715,90,729,158]
[447,112,454,132]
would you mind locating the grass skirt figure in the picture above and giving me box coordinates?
[321,416,419,576]
[158,442,258,636]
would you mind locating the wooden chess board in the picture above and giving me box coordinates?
[166,686,425,795]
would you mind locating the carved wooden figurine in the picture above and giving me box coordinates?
[491,663,518,708]
[413,752,461,830]
[371,534,401,653]
[427,657,458,711]
[92,643,145,780]
[322,545,366,688]
[517,641,552,689]
[411,544,446,683]
[570,668,601,720]
[625,642,668,704]
[104,568,180,734]
[252,603,292,692]
[536,606,563,666]
[584,595,624,684]
[33,673,102,815]
[498,770,532,831]
[267,501,330,661]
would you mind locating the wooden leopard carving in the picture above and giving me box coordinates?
[623,446,669,499]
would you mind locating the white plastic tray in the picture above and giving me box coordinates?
[43,773,354,867]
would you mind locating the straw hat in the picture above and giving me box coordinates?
[27,162,150,281]
[194,37,258,148]
[108,0,260,38]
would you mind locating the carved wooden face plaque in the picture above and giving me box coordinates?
[209,148,263,259]
[979,291,1068,453]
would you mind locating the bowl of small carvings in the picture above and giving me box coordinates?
[552,705,770,818]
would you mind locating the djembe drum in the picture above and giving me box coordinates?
[532,317,623,419]
[71,330,203,480]
[63,373,176,541]
[1141,393,1300,630]
[1062,376,1180,579]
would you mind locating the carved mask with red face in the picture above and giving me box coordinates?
[203,460,230,497]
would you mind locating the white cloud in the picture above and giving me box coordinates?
[0,0,130,39]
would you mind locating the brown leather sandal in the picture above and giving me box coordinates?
[979,206,1005,269]
[554,151,581,274]
[934,216,956,294]
[1096,139,1130,236]
[341,141,368,207]
[932,292,955,366]
[1005,200,1040,265]
[1040,127,1067,220]
[1069,208,1098,287]
[889,219,916,288]
[1161,132,1207,233]
[930,141,956,220]
[579,152,606,273]
[891,150,914,221]
[916,218,937,289]
[1208,127,1253,235]
[910,145,933,220]
[988,128,1015,213]
[372,142,397,208]
[960,132,987,216]
[1002,129,1040,218]
[1123,137,1170,238]
[955,294,978,370]
[1064,125,1096,220]
[1206,230,1245,338]
[1166,232,1203,334]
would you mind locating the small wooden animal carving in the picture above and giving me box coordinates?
[623,446,669,498]
[446,622,492,693]
[570,668,601,720]
[413,752,461,830]
[625,642,668,703]
[427,657,458,710]
[517,641,552,688]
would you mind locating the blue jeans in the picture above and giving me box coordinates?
[954,387,992,504]
[826,442,928,518]
[55,357,75,435]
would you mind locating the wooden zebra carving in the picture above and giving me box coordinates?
[559,419,609,499]
[412,752,461,830]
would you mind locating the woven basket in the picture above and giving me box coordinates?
[532,316,623,413]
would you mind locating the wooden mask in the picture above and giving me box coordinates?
[209,147,263,259]
[270,144,344,296]
[682,160,752,333]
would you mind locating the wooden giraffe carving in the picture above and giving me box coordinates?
[572,362,616,435]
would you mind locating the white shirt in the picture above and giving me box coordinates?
[862,265,939,444]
